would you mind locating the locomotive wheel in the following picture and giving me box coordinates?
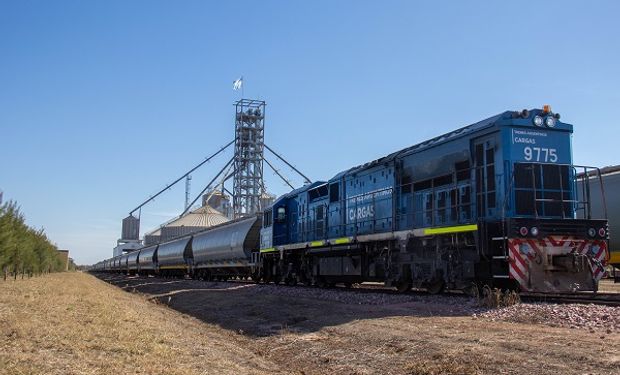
[343,282,353,289]
[396,280,412,293]
[426,279,445,295]
[463,282,481,298]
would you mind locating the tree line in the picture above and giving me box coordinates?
[0,201,65,280]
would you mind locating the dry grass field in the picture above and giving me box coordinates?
[2,272,620,375]
[0,272,279,375]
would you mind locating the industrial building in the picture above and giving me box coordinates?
[143,200,230,246]
[56,250,70,271]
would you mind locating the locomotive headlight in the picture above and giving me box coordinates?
[588,228,596,238]
[598,228,607,237]
[519,226,529,236]
[533,115,544,127]
[544,116,556,128]
[530,226,539,237]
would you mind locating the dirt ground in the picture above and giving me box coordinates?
[2,273,619,375]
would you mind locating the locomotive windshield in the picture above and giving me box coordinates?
[513,163,573,217]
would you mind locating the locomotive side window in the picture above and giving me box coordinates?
[263,210,273,227]
[459,185,471,222]
[309,184,328,200]
[329,183,339,203]
[277,207,286,222]
[315,205,325,238]
[436,190,447,224]
[401,175,412,194]
[450,188,458,222]
[475,141,496,217]
[455,160,470,181]
[424,192,433,226]
[414,179,432,191]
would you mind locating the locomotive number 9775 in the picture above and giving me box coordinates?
[523,146,558,162]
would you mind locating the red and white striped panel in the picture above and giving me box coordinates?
[507,237,609,289]
[507,238,539,291]
[573,239,608,281]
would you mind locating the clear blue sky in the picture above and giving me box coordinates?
[1,1,619,264]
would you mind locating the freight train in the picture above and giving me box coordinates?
[92,107,610,294]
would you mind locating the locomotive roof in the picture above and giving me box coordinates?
[265,108,571,205]
[334,108,571,178]
[334,111,504,178]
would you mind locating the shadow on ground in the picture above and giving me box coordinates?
[92,273,479,338]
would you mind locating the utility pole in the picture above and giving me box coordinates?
[184,175,192,210]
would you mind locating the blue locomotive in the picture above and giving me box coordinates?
[93,106,610,294]
[257,106,609,293]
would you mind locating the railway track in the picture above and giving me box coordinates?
[328,281,620,307]
[521,292,620,307]
[98,273,620,307]
[340,282,620,307]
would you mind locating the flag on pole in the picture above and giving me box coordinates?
[233,77,243,90]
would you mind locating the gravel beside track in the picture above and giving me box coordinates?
[521,292,620,307]
[476,303,620,334]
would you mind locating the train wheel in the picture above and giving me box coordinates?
[426,278,445,295]
[396,280,412,293]
[344,282,353,289]
[463,282,481,298]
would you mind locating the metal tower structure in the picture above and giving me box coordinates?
[126,96,312,246]
[233,99,265,218]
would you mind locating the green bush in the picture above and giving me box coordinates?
[0,201,64,280]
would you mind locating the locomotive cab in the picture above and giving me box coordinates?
[490,107,609,292]
[257,196,294,283]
